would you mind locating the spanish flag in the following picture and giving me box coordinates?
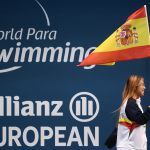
[78,6,150,66]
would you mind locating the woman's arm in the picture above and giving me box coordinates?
[125,98,150,125]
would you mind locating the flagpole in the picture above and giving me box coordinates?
[144,5,150,107]
[144,5,150,43]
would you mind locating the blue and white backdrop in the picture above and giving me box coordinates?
[0,0,150,150]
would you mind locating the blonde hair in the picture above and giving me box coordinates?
[116,75,144,127]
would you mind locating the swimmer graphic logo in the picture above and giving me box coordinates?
[69,92,99,122]
[0,0,50,73]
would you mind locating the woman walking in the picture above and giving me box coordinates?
[105,75,150,150]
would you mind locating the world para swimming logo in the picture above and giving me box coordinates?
[0,0,96,73]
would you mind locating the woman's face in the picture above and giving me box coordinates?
[134,79,146,97]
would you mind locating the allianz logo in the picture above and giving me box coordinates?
[69,92,99,122]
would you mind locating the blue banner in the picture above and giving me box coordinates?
[0,0,150,150]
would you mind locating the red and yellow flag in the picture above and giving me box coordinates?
[78,6,150,66]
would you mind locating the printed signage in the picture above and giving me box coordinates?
[0,1,149,150]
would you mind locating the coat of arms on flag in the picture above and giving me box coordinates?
[116,23,138,46]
